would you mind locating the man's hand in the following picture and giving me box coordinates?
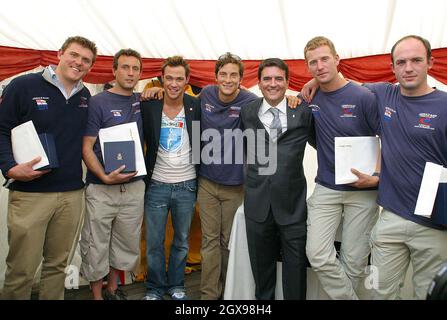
[141,87,164,100]
[349,168,379,189]
[102,165,137,185]
[300,78,319,103]
[286,95,302,109]
[6,157,50,182]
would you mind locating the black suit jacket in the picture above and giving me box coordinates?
[241,98,315,225]
[140,95,201,183]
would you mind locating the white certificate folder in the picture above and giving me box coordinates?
[11,120,49,170]
[334,136,380,185]
[98,122,146,177]
[414,162,447,225]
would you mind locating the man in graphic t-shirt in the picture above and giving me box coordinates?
[140,56,201,300]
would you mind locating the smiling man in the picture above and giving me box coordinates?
[80,49,145,300]
[0,36,97,300]
[240,58,315,300]
[140,56,201,300]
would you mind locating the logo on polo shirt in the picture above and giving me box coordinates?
[111,110,122,117]
[309,104,320,117]
[415,113,437,130]
[384,106,396,121]
[78,96,88,108]
[32,97,50,110]
[340,105,356,118]
[228,105,241,118]
[132,101,141,114]
[205,103,215,112]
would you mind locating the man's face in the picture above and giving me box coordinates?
[216,63,241,98]
[162,66,189,101]
[392,38,433,95]
[113,55,141,91]
[305,45,339,85]
[57,42,94,84]
[258,66,288,106]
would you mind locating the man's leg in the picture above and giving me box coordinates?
[39,189,83,300]
[407,222,447,299]
[198,177,222,299]
[168,179,197,297]
[341,190,379,299]
[79,184,118,300]
[217,183,243,298]
[306,184,357,299]
[144,180,171,298]
[279,221,307,300]
[1,191,55,299]
[245,210,280,300]
[107,180,144,296]
[370,209,411,299]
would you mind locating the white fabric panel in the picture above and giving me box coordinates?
[0,0,446,59]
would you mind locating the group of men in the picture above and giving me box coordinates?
[0,33,445,301]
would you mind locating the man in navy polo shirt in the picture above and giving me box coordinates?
[302,35,447,300]
[364,35,447,300]
[303,37,380,300]
[0,36,97,299]
[80,49,144,300]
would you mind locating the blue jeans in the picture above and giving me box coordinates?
[144,179,197,297]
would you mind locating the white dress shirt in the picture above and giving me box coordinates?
[257,97,288,136]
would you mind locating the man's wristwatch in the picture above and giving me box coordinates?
[372,172,380,177]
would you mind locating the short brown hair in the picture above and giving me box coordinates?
[258,58,289,80]
[390,35,432,64]
[113,48,142,70]
[304,36,337,61]
[161,56,190,78]
[60,36,97,63]
[215,52,244,78]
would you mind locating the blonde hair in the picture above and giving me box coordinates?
[304,36,337,61]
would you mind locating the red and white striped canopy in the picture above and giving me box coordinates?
[1,0,446,90]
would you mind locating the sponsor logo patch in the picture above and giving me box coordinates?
[78,96,88,108]
[340,105,356,118]
[415,112,437,130]
[384,106,396,121]
[33,97,50,110]
[111,110,122,117]
[228,105,241,118]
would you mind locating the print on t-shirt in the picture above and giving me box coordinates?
[159,115,185,152]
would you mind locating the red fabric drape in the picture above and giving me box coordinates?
[1,46,446,91]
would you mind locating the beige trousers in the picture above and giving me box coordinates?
[370,209,447,299]
[306,184,379,300]
[198,177,243,300]
[1,189,84,300]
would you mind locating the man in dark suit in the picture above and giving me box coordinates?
[140,56,201,300]
[241,58,315,300]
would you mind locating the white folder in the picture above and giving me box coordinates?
[98,122,146,177]
[414,162,447,217]
[11,120,49,170]
[334,136,380,185]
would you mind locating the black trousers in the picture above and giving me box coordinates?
[245,209,307,300]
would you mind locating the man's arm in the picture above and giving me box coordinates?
[0,79,50,181]
[82,136,136,184]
